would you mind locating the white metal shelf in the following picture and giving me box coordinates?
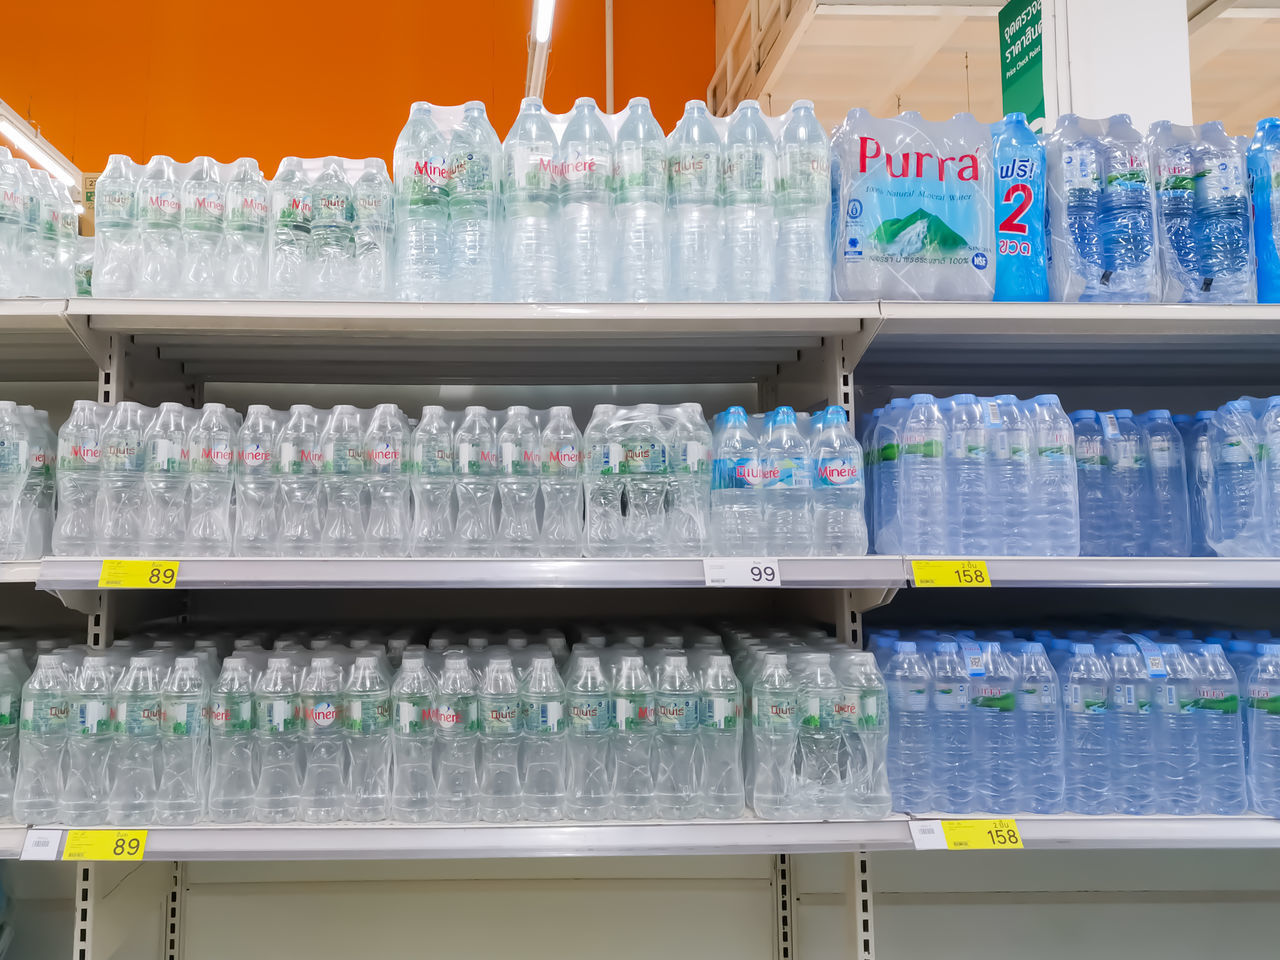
[0,299,97,381]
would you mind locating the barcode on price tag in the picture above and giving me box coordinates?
[908,820,948,850]
[702,558,782,587]
[20,829,62,861]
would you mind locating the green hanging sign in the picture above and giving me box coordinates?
[999,0,1046,130]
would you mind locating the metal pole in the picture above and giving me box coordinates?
[605,0,615,112]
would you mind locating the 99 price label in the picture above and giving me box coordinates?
[98,559,179,589]
[703,558,782,588]
[62,829,147,861]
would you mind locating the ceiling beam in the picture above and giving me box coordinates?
[874,15,967,116]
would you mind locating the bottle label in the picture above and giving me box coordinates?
[1157,156,1194,191]
[1110,439,1141,471]
[277,442,322,475]
[1158,683,1196,714]
[655,693,698,731]
[1197,157,1246,201]
[1067,682,1108,714]
[1037,429,1074,461]
[1134,639,1168,678]
[934,683,969,712]
[780,143,830,201]
[395,695,434,735]
[500,442,540,475]
[95,187,134,222]
[1101,413,1121,440]
[568,695,612,732]
[228,193,269,229]
[1220,437,1251,465]
[522,698,565,735]
[506,146,554,194]
[557,150,610,192]
[835,691,860,725]
[355,188,392,227]
[1062,147,1099,190]
[959,641,985,677]
[969,681,1016,713]
[146,438,184,473]
[753,692,796,731]
[407,155,450,203]
[1192,685,1239,715]
[0,693,13,729]
[701,692,740,730]
[712,456,766,490]
[322,439,363,475]
[72,698,110,735]
[765,456,812,489]
[890,683,929,712]
[411,439,454,476]
[1007,428,1030,463]
[301,694,343,732]
[478,696,520,735]
[312,191,351,228]
[615,692,654,731]
[367,440,404,475]
[116,698,162,736]
[346,694,392,734]
[669,148,717,197]
[901,431,943,458]
[1247,684,1280,715]
[20,696,67,735]
[140,189,181,226]
[543,443,582,477]
[614,141,665,196]
[1149,436,1173,469]
[161,699,207,737]
[1104,152,1150,191]
[800,693,837,731]
[619,440,668,476]
[255,696,300,735]
[59,439,100,470]
[1017,684,1057,711]
[676,440,709,476]
[433,696,478,733]
[724,143,775,201]
[276,193,313,228]
[189,439,233,475]
[1075,435,1102,466]
[183,188,225,229]
[210,693,252,732]
[858,690,885,730]
[456,442,497,475]
[101,438,143,473]
[449,150,495,197]
[816,456,859,487]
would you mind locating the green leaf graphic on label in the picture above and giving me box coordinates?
[972,692,1016,712]
[871,208,968,252]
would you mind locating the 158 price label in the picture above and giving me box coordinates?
[703,558,782,587]
[910,818,1023,851]
[98,559,179,589]
[911,559,991,588]
[61,829,147,861]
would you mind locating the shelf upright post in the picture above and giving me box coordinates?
[846,853,876,960]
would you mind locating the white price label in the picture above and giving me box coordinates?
[702,558,782,587]
[20,829,62,861]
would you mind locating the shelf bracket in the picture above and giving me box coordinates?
[773,852,795,960]
[61,306,113,374]
[847,852,877,960]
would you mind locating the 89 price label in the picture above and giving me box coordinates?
[98,559,179,589]
[62,829,147,861]
[703,558,783,588]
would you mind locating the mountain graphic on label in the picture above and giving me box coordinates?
[872,209,968,256]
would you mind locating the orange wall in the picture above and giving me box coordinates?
[2,0,714,175]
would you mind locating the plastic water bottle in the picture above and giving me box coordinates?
[365,403,411,557]
[538,405,583,558]
[809,407,866,556]
[0,403,29,557]
[1142,409,1191,556]
[701,654,744,818]
[611,654,655,819]
[454,405,498,557]
[711,406,764,555]
[345,654,391,821]
[1063,643,1111,814]
[1071,411,1107,555]
[208,656,255,822]
[496,406,541,557]
[762,406,814,555]
[668,403,713,556]
[993,112,1049,301]
[724,100,776,301]
[434,651,479,821]
[520,653,566,821]
[775,100,830,300]
[298,656,344,822]
[614,97,667,301]
[559,97,614,301]
[155,656,207,825]
[409,405,455,557]
[1014,641,1065,813]
[58,652,111,825]
[186,403,235,556]
[319,404,365,556]
[942,395,990,554]
[502,97,558,302]
[443,102,501,301]
[750,653,798,819]
[884,642,931,813]
[108,654,163,825]
[252,656,301,823]
[268,157,312,298]
[837,651,892,817]
[931,641,976,813]
[620,404,669,557]
[796,653,843,816]
[1193,122,1252,299]
[393,102,449,300]
[0,151,21,297]
[309,157,355,299]
[476,655,521,822]
[1155,643,1201,813]
[352,158,393,299]
[583,405,625,557]
[1211,399,1260,550]
[1026,395,1080,556]
[1098,128,1155,297]
[668,100,723,301]
[1108,642,1158,814]
[180,156,225,297]
[565,654,613,820]
[134,155,183,297]
[653,653,699,818]
[972,641,1019,813]
[234,405,279,556]
[92,155,138,297]
[13,654,69,824]
[900,395,946,555]
[1151,123,1200,298]
[1192,643,1247,814]
[139,402,188,554]
[993,395,1033,556]
[1101,410,1145,556]
[1247,649,1280,815]
[97,401,149,557]
[12,160,39,296]
[223,158,269,298]
[16,408,53,559]
[1062,134,1104,293]
[390,651,435,821]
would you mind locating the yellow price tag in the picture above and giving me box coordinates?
[911,559,991,588]
[61,829,147,861]
[941,819,1023,850]
[98,559,179,589]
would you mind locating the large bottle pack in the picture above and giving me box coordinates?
[1248,118,1280,303]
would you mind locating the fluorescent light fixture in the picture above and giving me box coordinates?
[533,0,556,43]
[0,118,79,190]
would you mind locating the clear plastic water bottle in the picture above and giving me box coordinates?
[884,641,931,813]
[776,100,830,300]
[454,405,498,557]
[1101,409,1145,556]
[668,403,713,556]
[611,654,655,819]
[811,406,867,556]
[1142,409,1191,556]
[365,403,411,557]
[520,653,566,821]
[252,656,301,823]
[1063,643,1111,814]
[208,655,255,822]
[1014,641,1064,813]
[180,156,224,297]
[900,395,947,555]
[700,654,744,818]
[448,102,501,301]
[155,656,208,825]
[12,160,39,296]
[1098,126,1155,297]
[268,157,312,298]
[234,405,279,556]
[558,97,614,301]
[139,402,189,554]
[538,405,584,558]
[724,100,776,302]
[409,405,455,557]
[394,102,450,301]
[223,158,270,298]
[1193,122,1252,299]
[668,100,723,301]
[796,653,843,816]
[1151,123,1200,298]
[13,654,69,824]
[345,654,391,821]
[1026,395,1080,556]
[837,651,892,817]
[391,650,435,822]
[501,97,558,302]
[1247,648,1280,815]
[751,653,798,819]
[943,394,991,554]
[92,155,138,297]
[992,395,1033,556]
[1155,643,1201,813]
[1062,132,1104,295]
[28,170,62,296]
[971,641,1019,812]
[0,151,21,297]
[653,653,699,818]
[1192,643,1247,814]
[871,398,910,553]
[108,654,163,825]
[931,641,976,813]
[1070,410,1107,555]
[434,651,479,822]
[565,654,613,820]
[309,157,355,299]
[352,158,393,299]
[59,652,111,825]
[186,403,235,556]
[0,402,29,557]
[621,404,669,557]
[134,155,183,297]
[496,405,541,557]
[299,656,345,822]
[1211,399,1260,551]
[319,404,366,557]
[711,406,764,555]
[762,406,814,555]
[477,655,521,822]
[614,97,668,301]
[19,408,54,560]
[583,405,625,557]
[97,401,149,557]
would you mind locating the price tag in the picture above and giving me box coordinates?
[702,558,782,587]
[20,829,62,861]
[61,829,147,861]
[910,819,1022,850]
[911,559,991,588]
[98,559,179,589]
